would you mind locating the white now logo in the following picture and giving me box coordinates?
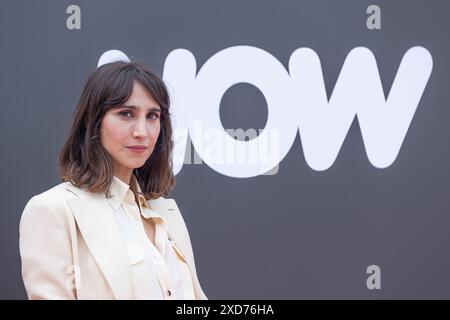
[99,46,433,178]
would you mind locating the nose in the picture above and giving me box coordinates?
[132,116,148,139]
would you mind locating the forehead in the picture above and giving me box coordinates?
[123,81,160,110]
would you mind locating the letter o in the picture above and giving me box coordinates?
[190,46,298,178]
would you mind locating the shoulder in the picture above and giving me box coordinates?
[21,182,81,224]
[38,181,80,198]
[25,181,79,207]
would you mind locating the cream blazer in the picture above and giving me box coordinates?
[19,181,207,300]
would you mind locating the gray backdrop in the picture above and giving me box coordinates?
[1,0,449,299]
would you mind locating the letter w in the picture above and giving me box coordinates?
[289,47,433,171]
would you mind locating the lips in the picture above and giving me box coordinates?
[127,145,148,150]
[126,145,148,153]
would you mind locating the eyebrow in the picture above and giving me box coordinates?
[118,104,161,112]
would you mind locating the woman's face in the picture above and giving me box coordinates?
[100,81,161,183]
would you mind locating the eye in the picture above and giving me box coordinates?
[147,112,160,120]
[118,110,134,118]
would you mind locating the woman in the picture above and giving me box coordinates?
[19,61,207,300]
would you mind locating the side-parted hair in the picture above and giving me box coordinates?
[59,61,175,200]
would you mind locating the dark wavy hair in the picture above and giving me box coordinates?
[59,61,175,200]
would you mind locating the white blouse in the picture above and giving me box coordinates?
[107,175,196,299]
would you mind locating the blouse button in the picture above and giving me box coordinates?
[166,290,172,297]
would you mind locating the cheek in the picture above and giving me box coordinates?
[101,117,129,149]
[149,123,161,142]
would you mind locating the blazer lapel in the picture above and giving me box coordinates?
[148,198,194,262]
[66,185,132,300]
[148,198,206,299]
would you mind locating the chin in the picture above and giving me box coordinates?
[127,160,148,169]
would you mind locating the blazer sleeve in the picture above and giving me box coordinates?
[19,195,77,300]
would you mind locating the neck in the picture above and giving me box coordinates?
[114,168,133,185]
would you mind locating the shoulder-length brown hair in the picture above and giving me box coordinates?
[59,61,175,200]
